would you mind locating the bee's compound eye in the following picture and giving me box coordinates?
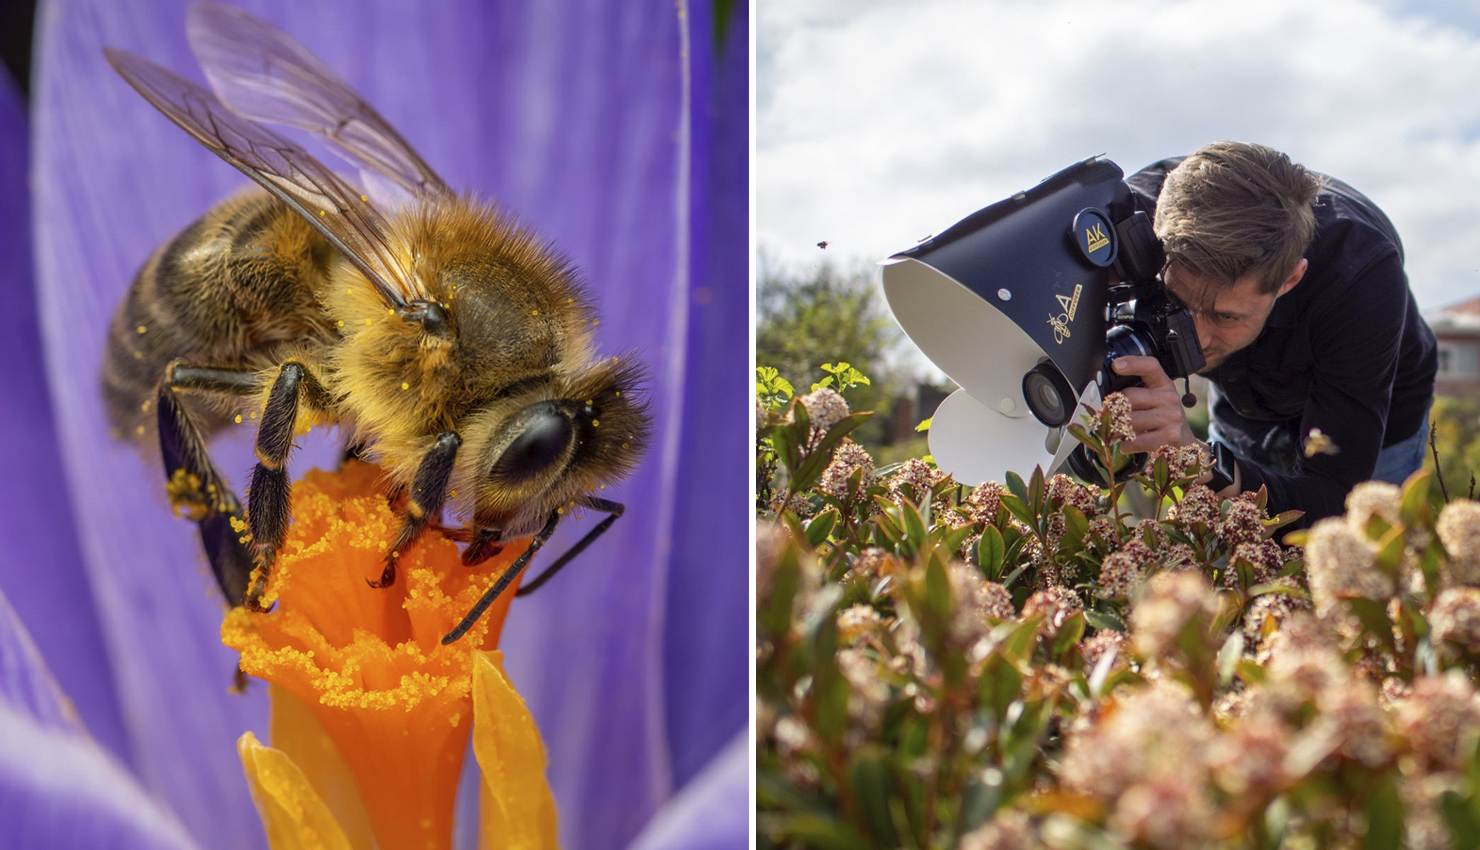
[490,405,573,483]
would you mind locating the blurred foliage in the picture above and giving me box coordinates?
[757,258,905,448]
[1426,395,1480,504]
[756,363,1480,850]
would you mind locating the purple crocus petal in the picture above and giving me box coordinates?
[626,732,750,850]
[0,64,128,761]
[660,0,751,791]
[0,584,201,850]
[0,583,83,733]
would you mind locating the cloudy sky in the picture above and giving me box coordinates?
[757,0,1480,319]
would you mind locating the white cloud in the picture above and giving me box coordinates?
[758,0,1480,311]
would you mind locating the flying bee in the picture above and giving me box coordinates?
[101,3,650,644]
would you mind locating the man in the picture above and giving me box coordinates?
[1114,141,1436,526]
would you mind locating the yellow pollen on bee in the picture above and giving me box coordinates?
[557,507,565,515]
[600,484,606,490]
[389,309,396,316]
[347,288,354,295]
[140,400,151,413]
[592,319,599,326]
[622,442,630,449]
[318,210,326,217]
[136,325,147,334]
[234,415,243,424]
[366,318,373,325]
[401,382,410,390]
[448,490,458,498]
[133,351,143,360]
[592,419,600,427]
[251,412,259,419]
[585,399,594,405]
[360,194,368,202]
[615,391,621,397]
[135,425,145,436]
[337,320,344,327]
[611,355,618,363]
[531,310,539,316]
[566,298,573,304]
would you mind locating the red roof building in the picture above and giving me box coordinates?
[1428,296,1480,399]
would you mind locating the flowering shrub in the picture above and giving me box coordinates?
[757,366,1480,849]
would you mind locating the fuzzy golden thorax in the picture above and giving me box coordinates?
[324,196,597,444]
[319,195,651,535]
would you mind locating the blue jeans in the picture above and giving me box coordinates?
[1370,410,1430,485]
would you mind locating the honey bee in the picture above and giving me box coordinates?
[101,3,650,643]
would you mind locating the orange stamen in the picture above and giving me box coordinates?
[223,461,528,850]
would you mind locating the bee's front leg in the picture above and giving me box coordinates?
[442,511,562,645]
[246,361,331,603]
[369,431,461,589]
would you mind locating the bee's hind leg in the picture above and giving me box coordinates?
[156,362,262,607]
[369,431,462,589]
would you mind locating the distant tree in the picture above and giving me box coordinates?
[756,255,905,446]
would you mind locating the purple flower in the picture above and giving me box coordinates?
[1,1,748,848]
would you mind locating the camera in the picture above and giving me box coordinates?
[881,156,1206,487]
[1020,206,1205,429]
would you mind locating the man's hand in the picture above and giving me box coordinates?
[1110,355,1196,453]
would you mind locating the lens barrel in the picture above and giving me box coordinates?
[1022,361,1076,427]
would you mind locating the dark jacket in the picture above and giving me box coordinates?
[1126,157,1438,526]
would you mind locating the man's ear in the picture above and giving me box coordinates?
[1276,258,1307,299]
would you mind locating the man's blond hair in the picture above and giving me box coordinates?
[1155,141,1323,294]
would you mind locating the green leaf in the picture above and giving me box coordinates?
[978,527,1006,582]
[847,750,900,847]
[1344,596,1399,655]
[1263,510,1304,537]
[1006,471,1028,504]
[915,416,932,433]
[1052,611,1086,659]
[937,522,976,557]
[924,557,952,631]
[1235,658,1267,685]
[900,499,928,552]
[1217,631,1245,687]
[804,509,839,548]
[979,653,1025,721]
[758,534,801,639]
[1061,505,1089,547]
[1375,526,1405,578]
[1083,607,1127,634]
[1363,773,1404,850]
[790,412,872,492]
[1028,466,1046,514]
[1400,468,1433,525]
[998,616,1042,660]
[1001,494,1037,532]
[810,611,848,746]
[1440,790,1480,850]
[764,813,869,850]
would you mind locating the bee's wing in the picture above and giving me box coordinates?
[186,2,450,200]
[106,48,417,308]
